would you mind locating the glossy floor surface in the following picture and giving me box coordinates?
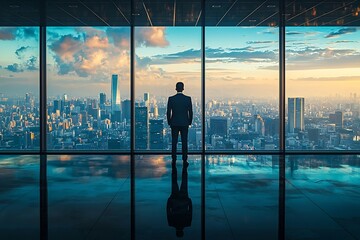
[0,155,359,240]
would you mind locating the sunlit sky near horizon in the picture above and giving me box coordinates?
[0,26,359,100]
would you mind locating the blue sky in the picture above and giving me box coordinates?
[0,26,359,99]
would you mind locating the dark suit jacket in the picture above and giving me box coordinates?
[167,93,193,127]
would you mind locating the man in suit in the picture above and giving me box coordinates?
[167,82,193,165]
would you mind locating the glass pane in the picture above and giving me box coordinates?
[135,27,201,151]
[135,155,201,239]
[46,27,130,151]
[286,155,360,239]
[48,155,130,239]
[206,155,279,239]
[0,155,39,239]
[0,27,39,150]
[205,27,279,150]
[285,26,360,150]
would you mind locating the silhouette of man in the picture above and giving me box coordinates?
[167,82,193,165]
[167,163,192,237]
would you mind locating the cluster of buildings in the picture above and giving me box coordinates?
[1,76,360,150]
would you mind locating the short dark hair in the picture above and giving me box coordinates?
[176,82,184,92]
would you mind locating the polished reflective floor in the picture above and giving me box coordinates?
[0,155,359,240]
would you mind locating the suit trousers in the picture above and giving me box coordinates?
[171,126,189,161]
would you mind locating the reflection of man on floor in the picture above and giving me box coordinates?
[167,82,193,166]
[167,163,192,237]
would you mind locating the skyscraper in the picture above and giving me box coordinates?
[25,93,30,105]
[144,92,150,107]
[329,111,343,128]
[122,99,131,122]
[254,114,265,136]
[288,97,305,133]
[150,119,164,149]
[53,100,62,114]
[100,93,106,107]
[111,74,121,113]
[210,117,228,137]
[135,106,149,149]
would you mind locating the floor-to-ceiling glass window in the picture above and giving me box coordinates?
[285,1,360,150]
[134,27,201,151]
[205,1,279,151]
[132,1,203,239]
[46,27,130,150]
[0,27,39,150]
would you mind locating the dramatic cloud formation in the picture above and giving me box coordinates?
[26,56,38,71]
[15,46,30,59]
[47,27,170,79]
[4,55,38,72]
[286,31,302,35]
[22,28,37,39]
[135,55,152,69]
[256,44,360,71]
[335,40,357,43]
[6,63,23,72]
[206,48,277,62]
[106,28,130,48]
[246,40,276,44]
[150,47,277,65]
[285,47,360,70]
[325,27,357,38]
[0,28,17,40]
[135,27,169,47]
[49,32,115,77]
[0,27,38,40]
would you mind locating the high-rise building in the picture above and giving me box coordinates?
[150,119,164,149]
[53,100,62,114]
[111,74,121,113]
[329,111,343,128]
[144,92,150,107]
[254,114,265,136]
[135,106,149,149]
[122,99,131,122]
[210,117,228,137]
[100,93,106,107]
[153,105,159,119]
[112,110,122,122]
[288,97,305,133]
[25,93,30,105]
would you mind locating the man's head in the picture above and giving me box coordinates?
[176,82,184,92]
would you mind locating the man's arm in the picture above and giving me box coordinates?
[166,97,172,126]
[188,97,193,126]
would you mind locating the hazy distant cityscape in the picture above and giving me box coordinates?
[1,74,360,151]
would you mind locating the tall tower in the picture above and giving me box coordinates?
[288,97,305,133]
[111,74,121,113]
[100,93,106,106]
[254,114,265,136]
[150,119,164,149]
[135,106,149,149]
[144,92,150,107]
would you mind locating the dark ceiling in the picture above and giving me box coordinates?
[0,0,359,26]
